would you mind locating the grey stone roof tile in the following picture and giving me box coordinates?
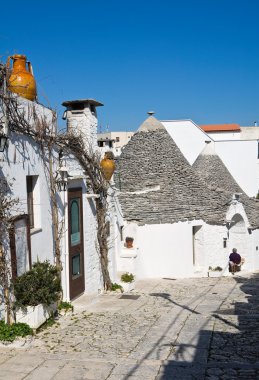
[192,143,259,228]
[115,129,229,225]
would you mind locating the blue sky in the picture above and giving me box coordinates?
[1,0,259,131]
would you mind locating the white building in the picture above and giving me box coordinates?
[200,123,241,140]
[0,97,116,320]
[113,116,259,280]
[160,119,259,197]
[200,122,259,141]
[97,131,134,156]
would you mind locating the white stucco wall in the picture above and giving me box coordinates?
[161,120,212,165]
[206,132,240,140]
[202,203,258,274]
[215,140,259,197]
[65,105,98,149]
[68,179,102,295]
[161,119,259,197]
[114,199,259,280]
[252,229,259,270]
[0,99,107,315]
[1,132,55,264]
[135,222,194,278]
[201,223,229,272]
[241,127,259,140]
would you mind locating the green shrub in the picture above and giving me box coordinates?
[13,261,61,309]
[208,266,223,272]
[0,320,33,342]
[58,301,74,312]
[121,272,134,283]
[111,283,123,291]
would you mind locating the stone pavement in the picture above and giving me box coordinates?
[1,273,259,379]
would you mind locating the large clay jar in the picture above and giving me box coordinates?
[100,152,116,181]
[7,55,37,101]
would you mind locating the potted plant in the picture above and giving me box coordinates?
[120,272,135,292]
[14,261,61,329]
[208,266,223,278]
[58,301,74,316]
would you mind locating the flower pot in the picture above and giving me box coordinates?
[121,281,135,292]
[125,237,134,249]
[15,303,56,329]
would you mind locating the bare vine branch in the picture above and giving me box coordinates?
[0,62,113,293]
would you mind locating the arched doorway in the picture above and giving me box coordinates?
[228,214,248,266]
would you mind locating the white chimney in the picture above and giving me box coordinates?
[62,99,103,149]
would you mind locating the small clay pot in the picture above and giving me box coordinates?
[125,237,134,249]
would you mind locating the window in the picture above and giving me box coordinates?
[26,176,34,228]
[98,141,104,147]
[10,215,31,279]
[26,175,40,229]
[116,137,120,142]
[120,226,124,241]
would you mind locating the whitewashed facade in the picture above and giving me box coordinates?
[0,98,115,320]
[114,117,259,281]
[161,120,259,197]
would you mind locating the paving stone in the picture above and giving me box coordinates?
[1,274,259,379]
[24,359,67,379]
[0,370,28,380]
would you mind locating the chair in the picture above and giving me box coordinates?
[229,257,245,273]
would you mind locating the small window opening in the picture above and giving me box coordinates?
[90,105,96,114]
[120,226,123,241]
[223,238,227,248]
[26,176,35,228]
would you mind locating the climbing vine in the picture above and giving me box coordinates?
[0,60,112,321]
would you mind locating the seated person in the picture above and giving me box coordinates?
[229,248,241,274]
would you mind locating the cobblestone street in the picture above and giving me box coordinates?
[1,273,259,379]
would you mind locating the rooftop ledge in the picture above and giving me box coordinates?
[62,99,104,107]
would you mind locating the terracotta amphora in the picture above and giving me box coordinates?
[100,152,116,181]
[7,54,37,101]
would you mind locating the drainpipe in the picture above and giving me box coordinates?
[63,189,70,301]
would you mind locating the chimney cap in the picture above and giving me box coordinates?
[147,111,155,116]
[62,98,104,108]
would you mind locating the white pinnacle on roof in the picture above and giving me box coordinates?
[200,141,216,156]
[138,115,165,132]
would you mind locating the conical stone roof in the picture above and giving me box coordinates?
[193,143,259,228]
[138,115,165,132]
[115,129,229,225]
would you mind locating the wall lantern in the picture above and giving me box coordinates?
[0,131,8,152]
[56,166,68,192]
[248,228,252,235]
